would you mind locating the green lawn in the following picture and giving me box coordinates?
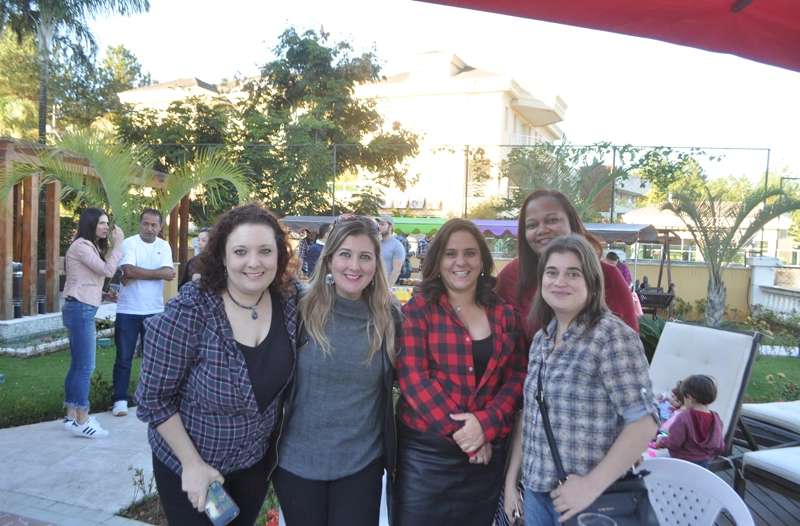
[746,355,800,403]
[0,344,142,428]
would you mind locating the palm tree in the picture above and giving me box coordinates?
[501,140,625,221]
[662,186,800,326]
[1,0,149,144]
[1,129,252,235]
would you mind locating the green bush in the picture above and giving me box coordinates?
[638,315,666,363]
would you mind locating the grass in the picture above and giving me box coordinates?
[0,344,142,428]
[745,355,800,403]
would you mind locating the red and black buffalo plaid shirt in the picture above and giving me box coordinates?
[396,293,527,444]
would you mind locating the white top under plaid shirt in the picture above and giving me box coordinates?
[521,314,658,493]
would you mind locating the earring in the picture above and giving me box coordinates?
[325,272,335,286]
[480,266,484,277]
[224,268,227,278]
[370,277,375,286]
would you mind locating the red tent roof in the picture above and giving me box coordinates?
[416,0,800,73]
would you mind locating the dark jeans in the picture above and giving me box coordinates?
[272,458,383,526]
[113,312,154,403]
[152,453,270,526]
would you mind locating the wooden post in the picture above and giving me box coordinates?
[45,181,61,312]
[0,140,14,320]
[21,175,39,316]
[168,206,179,262]
[179,194,189,272]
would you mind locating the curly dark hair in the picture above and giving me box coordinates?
[196,203,294,297]
[420,218,499,307]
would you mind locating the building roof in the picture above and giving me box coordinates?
[118,77,218,96]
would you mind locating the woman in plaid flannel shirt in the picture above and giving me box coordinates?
[506,235,658,525]
[392,218,527,526]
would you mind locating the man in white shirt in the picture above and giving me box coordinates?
[112,209,175,416]
[377,215,405,286]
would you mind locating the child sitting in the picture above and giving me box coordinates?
[654,374,725,469]
[656,382,685,424]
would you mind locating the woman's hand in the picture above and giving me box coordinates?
[181,459,225,512]
[450,412,486,453]
[111,225,124,247]
[504,482,522,522]
[550,474,603,523]
[469,441,492,465]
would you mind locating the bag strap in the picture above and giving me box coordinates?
[537,364,568,484]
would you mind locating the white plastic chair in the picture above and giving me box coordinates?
[642,457,754,526]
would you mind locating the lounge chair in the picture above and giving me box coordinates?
[734,446,800,505]
[648,322,762,471]
[736,400,800,450]
[642,457,755,526]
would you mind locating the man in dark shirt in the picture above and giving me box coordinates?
[306,222,332,278]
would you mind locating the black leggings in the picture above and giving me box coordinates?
[272,458,384,526]
[152,453,270,526]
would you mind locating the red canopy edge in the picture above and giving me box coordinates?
[415,0,800,73]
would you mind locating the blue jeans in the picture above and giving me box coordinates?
[113,312,154,403]
[523,488,560,526]
[62,300,99,411]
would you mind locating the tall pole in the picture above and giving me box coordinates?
[609,147,617,223]
[760,149,770,255]
[463,146,469,218]
[331,144,337,216]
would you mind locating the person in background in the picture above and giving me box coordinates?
[605,250,633,287]
[135,202,300,525]
[496,189,638,345]
[417,234,432,278]
[506,234,658,525]
[395,232,413,283]
[393,218,527,526]
[654,375,724,469]
[377,215,405,286]
[112,209,176,417]
[297,228,318,277]
[62,208,124,438]
[178,227,210,290]
[305,222,332,278]
[273,215,400,526]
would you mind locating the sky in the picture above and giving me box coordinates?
[88,0,800,182]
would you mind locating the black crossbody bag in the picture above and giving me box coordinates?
[536,366,658,526]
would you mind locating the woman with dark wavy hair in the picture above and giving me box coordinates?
[496,189,637,344]
[393,218,527,526]
[136,202,300,526]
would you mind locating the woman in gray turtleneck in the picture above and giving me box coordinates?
[272,216,401,526]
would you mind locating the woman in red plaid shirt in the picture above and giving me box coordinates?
[392,218,528,526]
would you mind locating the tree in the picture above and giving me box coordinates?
[662,186,800,326]
[633,147,718,204]
[237,27,419,216]
[1,129,252,236]
[497,139,631,222]
[1,0,150,143]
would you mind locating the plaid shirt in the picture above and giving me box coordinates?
[396,293,527,444]
[135,281,299,476]
[521,315,658,492]
[417,237,429,259]
[298,238,313,271]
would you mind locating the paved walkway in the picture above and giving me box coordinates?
[0,408,152,526]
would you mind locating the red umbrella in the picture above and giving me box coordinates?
[415,0,800,73]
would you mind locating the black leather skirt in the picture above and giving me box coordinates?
[390,422,505,526]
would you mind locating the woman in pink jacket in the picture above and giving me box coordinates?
[61,208,124,438]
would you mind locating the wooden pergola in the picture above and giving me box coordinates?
[0,137,193,320]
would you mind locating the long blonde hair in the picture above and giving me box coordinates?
[298,219,396,364]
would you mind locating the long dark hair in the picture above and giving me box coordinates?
[197,203,294,297]
[420,218,499,307]
[530,234,609,337]
[75,208,109,261]
[516,189,603,306]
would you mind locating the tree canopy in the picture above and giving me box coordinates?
[115,27,420,221]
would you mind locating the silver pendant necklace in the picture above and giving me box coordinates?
[227,288,266,319]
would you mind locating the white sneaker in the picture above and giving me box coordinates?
[112,400,128,416]
[70,416,109,439]
[62,417,75,431]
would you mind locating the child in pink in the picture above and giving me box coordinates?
[655,374,724,469]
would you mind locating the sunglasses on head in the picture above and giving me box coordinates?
[335,214,380,230]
